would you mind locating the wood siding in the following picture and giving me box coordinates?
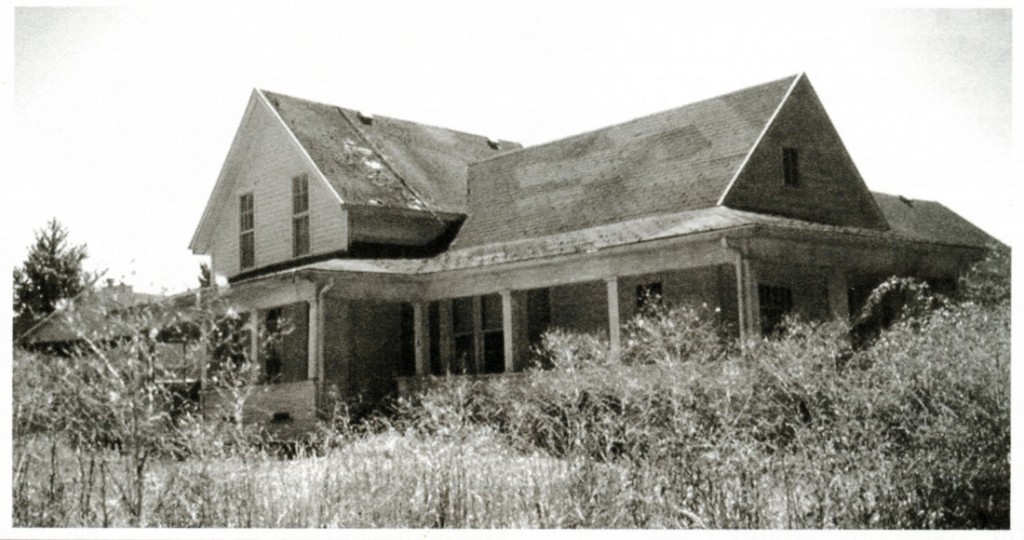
[723,77,888,230]
[208,100,348,278]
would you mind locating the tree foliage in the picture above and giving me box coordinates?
[13,219,90,333]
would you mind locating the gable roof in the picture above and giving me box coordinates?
[455,74,801,247]
[260,90,521,215]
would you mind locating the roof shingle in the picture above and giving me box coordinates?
[455,75,799,247]
[262,90,521,215]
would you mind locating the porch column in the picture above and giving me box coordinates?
[828,270,850,322]
[247,310,259,364]
[438,299,454,375]
[606,277,621,361]
[501,290,527,373]
[308,299,319,380]
[734,257,760,342]
[413,302,430,376]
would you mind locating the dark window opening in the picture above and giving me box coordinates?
[258,303,309,384]
[783,147,800,187]
[292,215,310,257]
[292,175,310,257]
[759,285,794,335]
[526,288,551,348]
[481,294,504,373]
[452,297,476,374]
[239,193,255,269]
[636,282,663,312]
[263,308,284,382]
[398,304,416,377]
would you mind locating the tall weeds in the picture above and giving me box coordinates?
[12,249,1010,528]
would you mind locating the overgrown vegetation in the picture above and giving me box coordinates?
[12,247,1010,528]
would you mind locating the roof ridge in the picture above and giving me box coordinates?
[715,73,803,205]
[259,89,521,148]
[469,74,802,166]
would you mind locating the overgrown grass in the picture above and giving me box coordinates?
[12,250,1011,528]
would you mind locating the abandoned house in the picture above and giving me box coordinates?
[187,73,995,430]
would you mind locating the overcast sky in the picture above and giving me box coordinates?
[5,2,1017,294]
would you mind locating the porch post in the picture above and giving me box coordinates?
[501,290,527,373]
[735,256,760,342]
[471,297,484,374]
[307,299,319,380]
[828,270,850,322]
[413,302,430,376]
[247,310,259,365]
[606,277,621,361]
[438,299,454,375]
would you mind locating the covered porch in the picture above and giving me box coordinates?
[200,225,979,430]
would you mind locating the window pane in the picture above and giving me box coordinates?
[758,285,793,335]
[481,294,502,331]
[292,175,309,215]
[783,148,799,187]
[293,215,310,257]
[453,334,475,374]
[453,297,474,334]
[240,193,254,231]
[483,331,504,373]
[240,231,255,268]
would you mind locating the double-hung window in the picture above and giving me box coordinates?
[239,193,255,269]
[292,174,310,257]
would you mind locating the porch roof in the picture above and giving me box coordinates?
[241,192,993,282]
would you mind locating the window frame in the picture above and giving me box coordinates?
[782,147,800,187]
[239,192,255,269]
[292,174,310,257]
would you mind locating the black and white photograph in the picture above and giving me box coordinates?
[5,1,1015,533]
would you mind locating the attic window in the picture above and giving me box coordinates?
[783,147,800,187]
[356,111,374,125]
[486,137,501,150]
[292,174,310,257]
[239,192,255,269]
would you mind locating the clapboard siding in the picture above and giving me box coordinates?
[208,100,348,278]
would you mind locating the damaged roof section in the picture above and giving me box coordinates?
[261,90,521,215]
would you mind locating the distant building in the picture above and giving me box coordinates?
[188,74,994,430]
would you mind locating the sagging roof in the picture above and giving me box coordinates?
[261,90,521,215]
[455,74,801,246]
[245,191,993,280]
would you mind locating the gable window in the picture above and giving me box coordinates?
[292,174,310,257]
[783,147,800,187]
[239,193,255,269]
[758,284,793,335]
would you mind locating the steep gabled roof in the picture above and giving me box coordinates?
[261,91,521,215]
[456,74,801,247]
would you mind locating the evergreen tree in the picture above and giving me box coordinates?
[13,219,89,335]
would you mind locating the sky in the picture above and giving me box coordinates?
[4,1,1018,295]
